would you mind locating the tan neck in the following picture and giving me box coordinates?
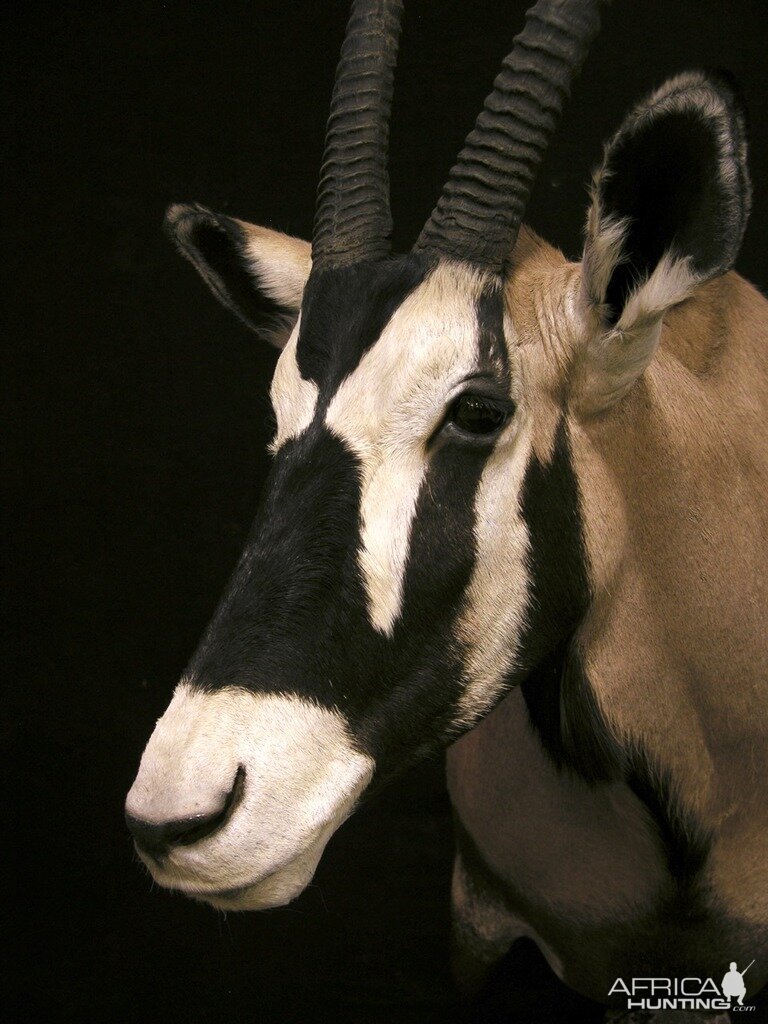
[570,272,768,830]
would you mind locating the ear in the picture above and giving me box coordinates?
[576,71,751,412]
[164,204,312,348]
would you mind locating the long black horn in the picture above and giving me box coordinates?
[415,0,602,271]
[312,0,404,272]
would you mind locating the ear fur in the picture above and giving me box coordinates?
[576,71,751,412]
[164,204,311,348]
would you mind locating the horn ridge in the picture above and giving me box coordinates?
[312,0,404,272]
[415,0,602,271]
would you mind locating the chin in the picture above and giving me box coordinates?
[194,875,307,912]
[190,856,319,912]
[136,827,328,913]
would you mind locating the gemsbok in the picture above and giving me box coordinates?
[126,0,768,1015]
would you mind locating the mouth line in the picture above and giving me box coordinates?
[148,807,346,897]
[134,845,268,897]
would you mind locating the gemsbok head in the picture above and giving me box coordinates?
[126,0,753,920]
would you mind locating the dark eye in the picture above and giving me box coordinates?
[449,393,510,436]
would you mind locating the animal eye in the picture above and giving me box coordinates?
[449,394,510,436]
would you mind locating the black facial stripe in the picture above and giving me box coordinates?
[513,417,618,783]
[186,419,498,776]
[186,427,366,702]
[517,417,590,675]
[358,442,491,769]
[475,281,510,381]
[343,275,511,766]
[296,254,431,394]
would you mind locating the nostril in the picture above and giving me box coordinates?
[126,765,245,860]
[125,812,214,861]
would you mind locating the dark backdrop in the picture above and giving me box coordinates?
[5,2,768,1022]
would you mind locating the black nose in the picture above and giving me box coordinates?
[126,766,244,861]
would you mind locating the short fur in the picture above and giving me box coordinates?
[129,66,766,1021]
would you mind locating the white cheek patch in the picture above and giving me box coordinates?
[269,314,319,451]
[325,263,489,636]
[456,389,534,727]
[126,683,374,906]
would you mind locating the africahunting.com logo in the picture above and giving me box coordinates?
[609,959,756,1013]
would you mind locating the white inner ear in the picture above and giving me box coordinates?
[577,231,701,415]
[576,69,747,416]
[614,250,698,332]
[240,224,311,311]
[577,175,702,415]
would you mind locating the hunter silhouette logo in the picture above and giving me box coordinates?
[609,960,757,1013]
[721,961,755,1007]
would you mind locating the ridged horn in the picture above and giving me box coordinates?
[415,0,602,271]
[312,0,404,272]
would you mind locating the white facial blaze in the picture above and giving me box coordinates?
[269,314,319,450]
[126,683,374,910]
[354,446,425,634]
[325,263,490,635]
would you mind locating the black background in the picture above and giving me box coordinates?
[5,2,768,1022]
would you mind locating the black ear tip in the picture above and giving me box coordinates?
[164,202,195,244]
[163,203,245,255]
[703,67,745,102]
[670,69,749,145]
[163,202,210,243]
[702,67,750,129]
[164,202,191,227]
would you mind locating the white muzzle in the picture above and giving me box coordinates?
[125,684,374,909]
